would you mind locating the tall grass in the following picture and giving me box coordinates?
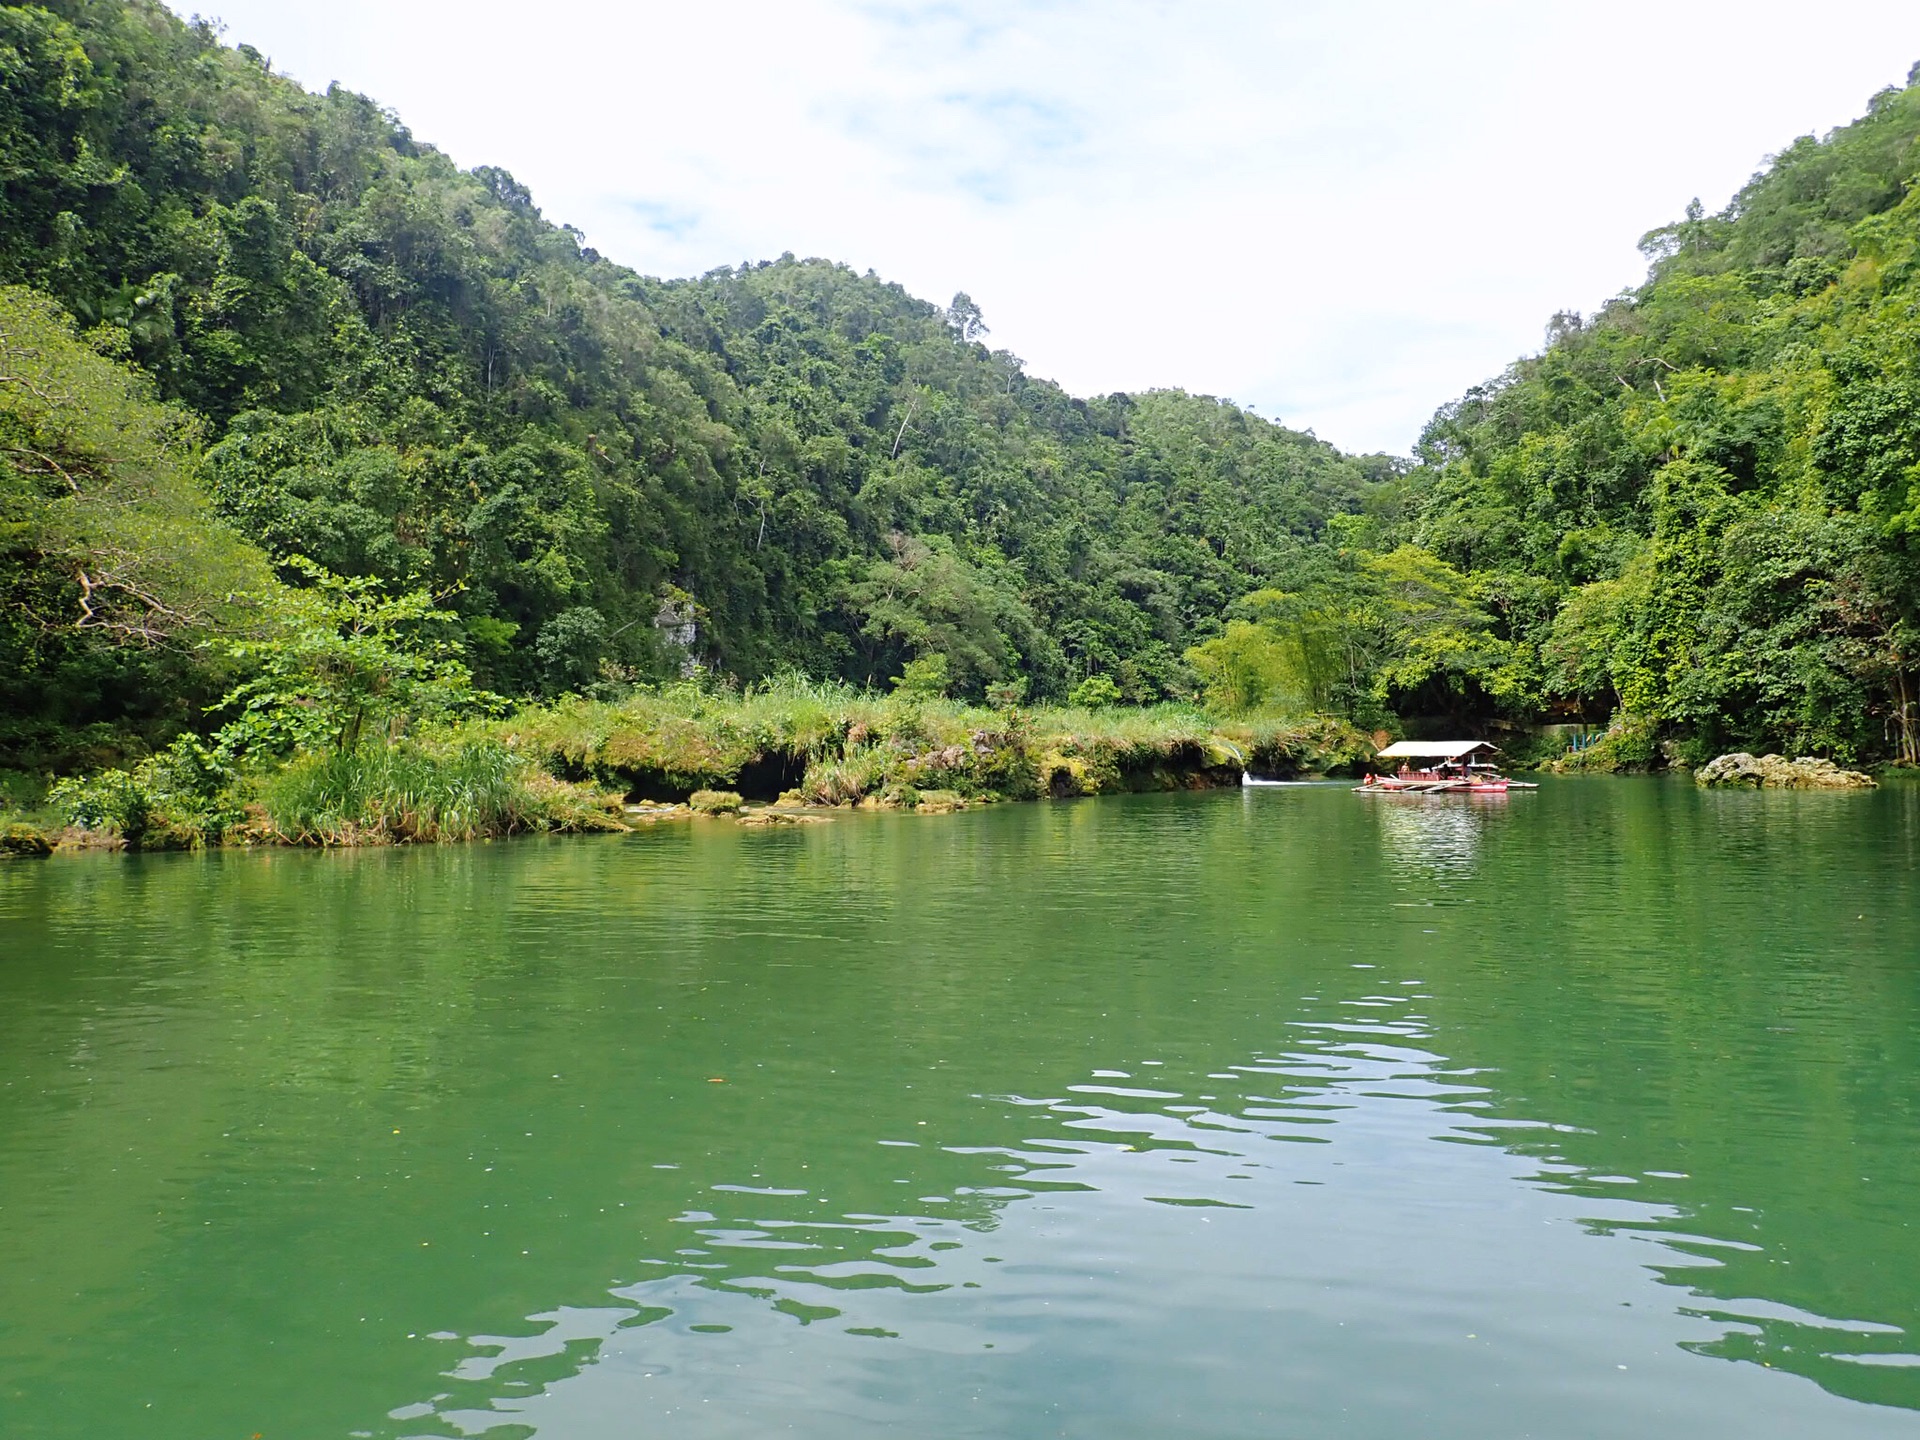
[260,738,620,844]
[502,674,881,785]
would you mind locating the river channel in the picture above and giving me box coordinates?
[3,777,1918,1438]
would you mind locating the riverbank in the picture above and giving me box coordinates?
[4,680,1375,852]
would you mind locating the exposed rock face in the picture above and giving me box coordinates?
[1695,753,1876,789]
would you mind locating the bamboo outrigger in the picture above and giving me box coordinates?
[1356,741,1538,795]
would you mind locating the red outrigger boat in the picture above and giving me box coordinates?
[1356,740,1537,795]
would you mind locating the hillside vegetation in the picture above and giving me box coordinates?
[1384,62,1920,764]
[6,1,1920,842]
[1,0,1387,775]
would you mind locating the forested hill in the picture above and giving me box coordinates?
[0,0,1386,765]
[9,2,1920,774]
[1390,62,1920,764]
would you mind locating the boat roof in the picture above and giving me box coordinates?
[1376,740,1499,759]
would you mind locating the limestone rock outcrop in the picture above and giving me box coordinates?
[1695,753,1876,789]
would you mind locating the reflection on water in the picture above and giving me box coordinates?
[1367,792,1506,884]
[4,781,1920,1439]
[403,968,1917,1439]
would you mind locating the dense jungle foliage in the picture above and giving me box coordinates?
[5,0,1920,813]
[1176,56,1920,766]
[1394,61,1920,764]
[0,0,1393,776]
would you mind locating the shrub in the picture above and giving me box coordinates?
[49,767,155,844]
[891,654,950,701]
[985,677,1028,709]
[794,748,890,805]
[47,735,241,848]
[1067,673,1122,707]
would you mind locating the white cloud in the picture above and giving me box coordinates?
[180,1,1920,453]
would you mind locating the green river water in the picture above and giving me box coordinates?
[2,777,1919,1439]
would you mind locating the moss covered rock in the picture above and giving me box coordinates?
[736,808,832,826]
[688,789,745,815]
[1,823,53,857]
[1038,747,1120,797]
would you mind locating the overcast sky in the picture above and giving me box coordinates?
[175,2,1920,455]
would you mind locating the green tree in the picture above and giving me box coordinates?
[0,285,268,644]
[1234,588,1353,713]
[214,558,496,757]
[0,283,272,764]
[891,652,950,701]
[1185,621,1291,714]
[851,538,1041,698]
[1067,672,1122,707]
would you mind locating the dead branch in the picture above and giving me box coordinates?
[73,560,203,647]
[890,397,918,460]
[0,368,64,408]
[5,445,84,493]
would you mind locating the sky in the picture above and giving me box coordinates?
[173,1,1920,455]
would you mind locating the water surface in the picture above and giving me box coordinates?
[3,778,1918,1438]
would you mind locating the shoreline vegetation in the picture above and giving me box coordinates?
[5,703,1885,855]
[1,679,1376,852]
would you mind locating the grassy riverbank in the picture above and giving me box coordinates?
[6,735,622,852]
[500,679,1372,806]
[6,680,1372,851]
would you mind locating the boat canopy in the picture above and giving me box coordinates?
[1375,740,1499,759]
